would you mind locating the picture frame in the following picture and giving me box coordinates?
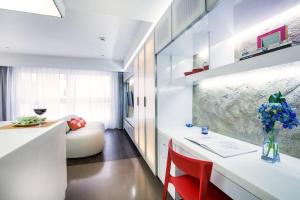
[257,25,288,49]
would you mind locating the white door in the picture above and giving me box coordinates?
[138,47,146,155]
[133,56,139,146]
[144,32,156,173]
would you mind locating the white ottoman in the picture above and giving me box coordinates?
[66,122,105,158]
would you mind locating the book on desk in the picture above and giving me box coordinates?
[185,134,257,158]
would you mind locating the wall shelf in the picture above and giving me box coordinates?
[186,45,300,84]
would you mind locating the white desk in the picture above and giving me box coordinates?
[0,121,67,200]
[158,126,300,200]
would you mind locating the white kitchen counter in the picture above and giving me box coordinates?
[0,121,62,159]
[158,126,300,200]
[0,121,67,200]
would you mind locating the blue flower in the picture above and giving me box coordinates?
[257,93,299,134]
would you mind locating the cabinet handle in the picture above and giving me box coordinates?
[137,97,139,106]
[144,97,146,107]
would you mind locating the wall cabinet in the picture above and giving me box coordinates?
[133,32,156,174]
[206,0,219,11]
[155,6,172,53]
[155,0,213,53]
[172,0,206,38]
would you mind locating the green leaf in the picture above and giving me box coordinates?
[268,91,286,103]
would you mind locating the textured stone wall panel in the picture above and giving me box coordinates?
[193,62,300,158]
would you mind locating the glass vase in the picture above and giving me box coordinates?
[261,129,280,163]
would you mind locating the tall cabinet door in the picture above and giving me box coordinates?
[133,56,139,145]
[144,32,156,173]
[138,47,146,155]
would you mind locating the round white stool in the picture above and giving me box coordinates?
[66,122,105,158]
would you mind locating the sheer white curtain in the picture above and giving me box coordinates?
[12,67,120,129]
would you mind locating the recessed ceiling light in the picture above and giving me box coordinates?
[99,36,106,42]
[0,0,65,17]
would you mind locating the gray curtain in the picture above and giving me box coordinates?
[117,72,124,129]
[0,66,12,121]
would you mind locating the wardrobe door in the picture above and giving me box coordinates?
[133,56,139,146]
[138,47,146,155]
[144,32,156,173]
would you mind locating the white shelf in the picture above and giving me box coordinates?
[186,45,300,84]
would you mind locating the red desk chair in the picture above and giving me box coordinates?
[162,140,232,200]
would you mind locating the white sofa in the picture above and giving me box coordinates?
[62,116,105,158]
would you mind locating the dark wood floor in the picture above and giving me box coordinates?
[66,129,173,200]
[67,129,141,166]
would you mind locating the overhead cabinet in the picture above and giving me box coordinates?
[172,0,206,38]
[155,0,209,53]
[155,6,172,53]
[206,0,220,11]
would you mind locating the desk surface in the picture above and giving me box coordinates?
[0,121,63,159]
[158,126,300,200]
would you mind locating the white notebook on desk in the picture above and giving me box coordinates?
[185,135,257,158]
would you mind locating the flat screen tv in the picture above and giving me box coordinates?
[127,91,134,107]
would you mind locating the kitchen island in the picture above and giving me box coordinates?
[0,121,67,200]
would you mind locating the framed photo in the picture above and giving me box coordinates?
[257,25,288,49]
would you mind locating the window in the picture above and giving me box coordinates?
[12,67,120,128]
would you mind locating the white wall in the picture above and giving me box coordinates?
[156,55,193,128]
[206,0,300,69]
[0,52,123,72]
[207,0,235,69]
[234,0,300,33]
[123,0,173,72]
[123,23,152,72]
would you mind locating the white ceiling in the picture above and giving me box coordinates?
[0,0,171,64]
[64,0,172,23]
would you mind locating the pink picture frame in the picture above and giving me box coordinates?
[257,25,288,49]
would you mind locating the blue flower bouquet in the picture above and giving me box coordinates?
[258,92,299,163]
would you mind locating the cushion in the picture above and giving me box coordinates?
[78,117,87,126]
[68,117,86,131]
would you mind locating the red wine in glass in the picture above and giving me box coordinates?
[34,109,47,116]
[33,108,47,126]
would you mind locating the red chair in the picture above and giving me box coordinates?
[162,140,232,200]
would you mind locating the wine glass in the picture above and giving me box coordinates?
[33,103,47,127]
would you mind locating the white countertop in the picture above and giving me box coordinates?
[0,121,63,159]
[158,126,300,200]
